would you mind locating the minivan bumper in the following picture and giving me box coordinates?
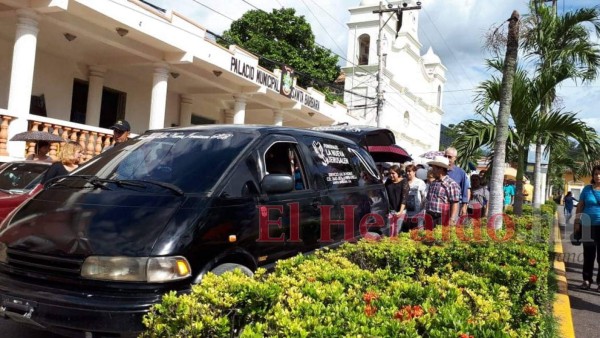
[0,272,184,337]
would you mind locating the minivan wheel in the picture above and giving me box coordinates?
[210,263,254,277]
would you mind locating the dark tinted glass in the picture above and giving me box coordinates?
[74,130,257,193]
[0,162,49,191]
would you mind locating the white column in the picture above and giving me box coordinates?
[149,63,169,130]
[232,95,246,125]
[85,65,106,126]
[179,95,193,127]
[7,9,39,158]
[222,109,234,124]
[273,110,283,126]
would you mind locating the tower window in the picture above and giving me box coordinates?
[358,34,370,65]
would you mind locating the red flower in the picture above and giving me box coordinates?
[307,276,316,283]
[523,304,538,316]
[529,274,538,284]
[364,304,377,317]
[362,291,378,304]
[393,310,407,321]
[529,258,537,266]
[393,305,424,321]
[458,334,474,338]
[412,305,424,318]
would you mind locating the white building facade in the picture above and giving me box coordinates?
[343,0,446,156]
[0,0,356,162]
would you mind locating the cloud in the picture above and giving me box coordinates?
[150,0,599,130]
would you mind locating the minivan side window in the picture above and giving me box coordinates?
[302,137,363,189]
[348,147,380,186]
[264,142,307,191]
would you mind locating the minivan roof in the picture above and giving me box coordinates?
[143,124,361,144]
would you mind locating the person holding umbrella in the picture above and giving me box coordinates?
[10,130,64,161]
[25,141,53,162]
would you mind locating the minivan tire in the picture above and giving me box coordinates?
[210,263,254,277]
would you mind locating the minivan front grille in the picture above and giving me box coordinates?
[7,249,84,277]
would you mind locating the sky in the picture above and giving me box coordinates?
[149,0,600,131]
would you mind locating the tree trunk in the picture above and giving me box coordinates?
[489,11,520,230]
[533,141,543,209]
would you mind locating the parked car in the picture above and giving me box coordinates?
[0,125,389,337]
[0,161,50,221]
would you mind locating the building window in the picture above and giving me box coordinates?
[437,85,442,107]
[358,34,370,65]
[403,111,410,126]
[70,79,126,128]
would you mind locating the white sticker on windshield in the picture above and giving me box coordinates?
[140,132,233,140]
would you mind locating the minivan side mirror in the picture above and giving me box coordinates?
[261,174,294,194]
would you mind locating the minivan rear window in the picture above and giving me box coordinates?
[75,131,257,193]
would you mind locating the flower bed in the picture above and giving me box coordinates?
[141,204,556,337]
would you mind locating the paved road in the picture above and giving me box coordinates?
[558,206,600,338]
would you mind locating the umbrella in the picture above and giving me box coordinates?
[10,131,64,142]
[419,150,444,160]
[366,145,412,163]
[504,167,517,180]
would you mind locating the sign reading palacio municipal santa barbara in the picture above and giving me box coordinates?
[230,56,321,111]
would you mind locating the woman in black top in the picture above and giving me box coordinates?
[385,165,409,233]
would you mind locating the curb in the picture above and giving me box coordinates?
[552,212,575,338]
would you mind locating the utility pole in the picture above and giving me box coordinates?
[373,1,421,128]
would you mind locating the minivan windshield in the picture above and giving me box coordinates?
[72,130,257,194]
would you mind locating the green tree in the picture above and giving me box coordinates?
[452,59,600,216]
[221,8,342,103]
[522,3,600,208]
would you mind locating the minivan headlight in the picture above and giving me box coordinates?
[81,256,191,282]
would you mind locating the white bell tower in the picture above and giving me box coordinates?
[343,0,447,156]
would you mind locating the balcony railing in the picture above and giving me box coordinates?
[0,112,114,162]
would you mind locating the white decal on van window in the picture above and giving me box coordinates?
[312,141,328,165]
[325,171,358,184]
[313,141,350,166]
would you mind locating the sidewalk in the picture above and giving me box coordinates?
[557,206,600,338]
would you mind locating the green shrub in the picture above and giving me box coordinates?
[142,215,555,337]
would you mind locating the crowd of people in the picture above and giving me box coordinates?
[383,147,482,233]
[381,147,543,233]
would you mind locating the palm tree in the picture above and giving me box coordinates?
[451,59,600,216]
[522,3,600,208]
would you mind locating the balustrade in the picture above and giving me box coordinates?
[0,114,114,161]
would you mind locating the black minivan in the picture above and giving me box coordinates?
[0,125,388,337]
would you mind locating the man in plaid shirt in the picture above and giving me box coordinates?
[425,155,461,228]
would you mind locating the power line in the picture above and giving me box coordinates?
[236,0,378,83]
[299,0,347,57]
[187,0,379,97]
[306,0,348,31]
[189,0,235,21]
